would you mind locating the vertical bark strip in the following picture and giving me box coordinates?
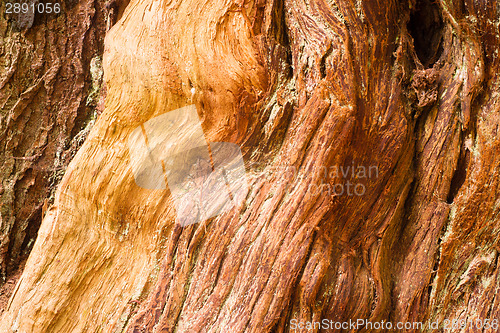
[0,0,112,288]
[0,0,499,332]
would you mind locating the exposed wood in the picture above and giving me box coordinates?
[0,0,128,307]
[0,0,499,332]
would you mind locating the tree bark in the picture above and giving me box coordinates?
[1,0,499,332]
[0,0,128,308]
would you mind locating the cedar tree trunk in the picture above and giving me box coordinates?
[1,0,500,332]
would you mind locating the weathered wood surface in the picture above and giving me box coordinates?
[1,0,499,332]
[0,0,130,307]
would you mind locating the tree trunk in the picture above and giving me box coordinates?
[0,0,128,309]
[1,0,499,332]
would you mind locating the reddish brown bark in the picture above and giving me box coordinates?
[1,0,499,332]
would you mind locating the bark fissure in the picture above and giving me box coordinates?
[408,0,444,68]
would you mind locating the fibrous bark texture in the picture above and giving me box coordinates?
[0,0,129,303]
[1,0,499,332]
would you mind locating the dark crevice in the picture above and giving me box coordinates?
[276,0,292,72]
[319,43,333,79]
[114,0,131,24]
[407,0,444,68]
[425,202,453,311]
[447,134,470,204]
[252,3,266,36]
[19,205,42,257]
[427,235,442,300]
